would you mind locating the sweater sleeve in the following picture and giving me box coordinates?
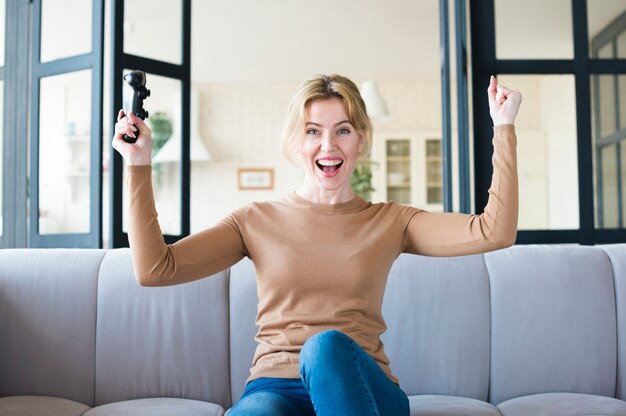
[126,165,247,286]
[403,124,518,256]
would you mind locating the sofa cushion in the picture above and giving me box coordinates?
[408,395,502,415]
[94,249,231,408]
[82,397,224,416]
[228,258,259,403]
[0,395,90,416]
[381,253,491,400]
[486,245,617,405]
[497,392,626,416]
[601,244,626,401]
[0,249,104,405]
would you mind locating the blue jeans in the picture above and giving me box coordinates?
[228,330,409,415]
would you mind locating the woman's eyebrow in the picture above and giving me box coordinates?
[305,120,352,127]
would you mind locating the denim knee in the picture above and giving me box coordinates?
[300,330,351,375]
[229,391,300,416]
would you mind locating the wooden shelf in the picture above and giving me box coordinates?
[387,156,410,162]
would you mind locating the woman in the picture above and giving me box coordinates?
[113,73,521,415]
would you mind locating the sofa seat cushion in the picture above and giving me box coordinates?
[0,395,90,416]
[497,392,626,415]
[82,397,224,416]
[409,395,502,415]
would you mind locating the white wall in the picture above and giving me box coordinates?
[500,75,579,230]
[541,76,579,229]
[188,75,581,230]
[189,80,444,229]
[190,82,302,231]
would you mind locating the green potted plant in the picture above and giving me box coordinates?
[350,164,375,201]
[148,111,173,156]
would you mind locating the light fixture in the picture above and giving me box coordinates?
[153,91,212,163]
[360,81,389,119]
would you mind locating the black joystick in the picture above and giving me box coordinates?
[122,70,150,143]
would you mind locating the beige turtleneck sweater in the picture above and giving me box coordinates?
[126,124,518,385]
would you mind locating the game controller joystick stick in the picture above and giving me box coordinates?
[122,70,150,143]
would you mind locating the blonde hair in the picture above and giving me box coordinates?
[280,74,373,163]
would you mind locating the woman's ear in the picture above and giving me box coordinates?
[358,134,365,154]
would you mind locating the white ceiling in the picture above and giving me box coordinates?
[190,0,441,83]
[125,0,626,84]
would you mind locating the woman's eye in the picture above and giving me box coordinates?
[306,128,320,135]
[338,128,350,134]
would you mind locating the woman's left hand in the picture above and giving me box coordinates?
[488,76,522,126]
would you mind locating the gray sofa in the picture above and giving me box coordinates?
[1,244,626,415]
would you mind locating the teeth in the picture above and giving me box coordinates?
[317,159,342,166]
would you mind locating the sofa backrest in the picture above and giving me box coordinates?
[2,244,626,409]
[228,244,626,406]
[0,249,105,406]
[602,244,626,401]
[486,245,617,404]
[228,253,493,403]
[94,249,232,409]
[228,258,259,403]
[381,253,492,400]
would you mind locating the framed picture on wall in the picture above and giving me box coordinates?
[238,168,274,190]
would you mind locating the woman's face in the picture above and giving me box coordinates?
[297,97,364,199]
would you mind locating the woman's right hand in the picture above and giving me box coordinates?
[112,110,153,166]
[488,75,522,126]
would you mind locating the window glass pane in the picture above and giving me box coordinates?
[620,75,626,131]
[592,73,626,229]
[0,81,3,235]
[495,0,573,59]
[190,0,445,230]
[41,0,92,62]
[102,0,112,248]
[0,0,5,66]
[124,0,182,64]
[123,73,181,236]
[618,30,626,58]
[622,144,626,223]
[599,145,619,228]
[588,0,626,58]
[498,75,579,230]
[595,75,618,137]
[597,42,614,58]
[39,70,91,234]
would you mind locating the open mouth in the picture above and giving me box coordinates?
[316,159,344,174]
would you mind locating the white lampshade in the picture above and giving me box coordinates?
[152,131,211,163]
[360,81,389,118]
[153,91,212,164]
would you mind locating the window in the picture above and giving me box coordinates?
[110,0,190,247]
[471,0,626,244]
[0,0,4,239]
[590,7,626,229]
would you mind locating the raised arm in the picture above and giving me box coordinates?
[113,111,246,286]
[403,76,522,257]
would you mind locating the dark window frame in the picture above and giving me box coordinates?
[29,0,105,248]
[591,11,626,229]
[109,0,191,248]
[440,0,473,214]
[1,0,30,248]
[469,0,626,245]
[2,0,105,248]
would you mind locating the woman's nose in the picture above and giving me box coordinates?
[320,133,337,152]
